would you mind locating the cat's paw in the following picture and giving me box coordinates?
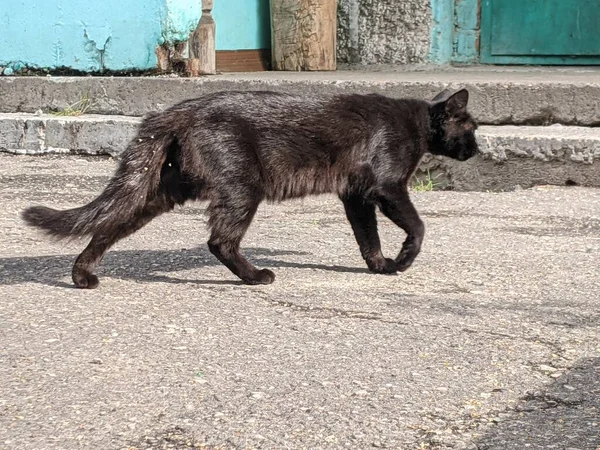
[72,271,100,289]
[243,269,276,285]
[395,251,416,272]
[367,257,398,274]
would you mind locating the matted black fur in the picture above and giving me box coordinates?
[22,88,479,288]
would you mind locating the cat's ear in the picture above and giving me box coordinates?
[445,89,469,115]
[431,89,452,102]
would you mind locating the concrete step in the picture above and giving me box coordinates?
[1,67,599,126]
[1,112,599,191]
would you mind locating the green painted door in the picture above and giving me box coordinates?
[480,0,600,64]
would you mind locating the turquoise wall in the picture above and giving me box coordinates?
[429,0,454,64]
[0,0,165,72]
[429,0,479,64]
[213,0,270,50]
[0,0,271,73]
[453,0,478,64]
[169,0,271,50]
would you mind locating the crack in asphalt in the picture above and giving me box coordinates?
[266,298,569,361]
[268,298,408,323]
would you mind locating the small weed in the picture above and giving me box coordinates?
[51,92,92,116]
[412,170,440,192]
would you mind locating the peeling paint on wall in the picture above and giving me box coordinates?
[82,25,113,71]
[453,0,479,63]
[163,0,201,44]
[430,0,480,64]
[429,0,454,64]
[1,0,165,72]
[0,0,271,74]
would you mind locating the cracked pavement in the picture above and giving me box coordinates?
[1,154,599,449]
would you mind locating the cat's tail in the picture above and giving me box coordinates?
[22,117,174,239]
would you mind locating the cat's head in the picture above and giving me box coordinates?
[427,89,479,161]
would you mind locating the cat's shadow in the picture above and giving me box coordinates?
[0,247,369,287]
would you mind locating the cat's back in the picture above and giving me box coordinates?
[169,90,427,126]
[172,90,325,122]
[196,90,423,119]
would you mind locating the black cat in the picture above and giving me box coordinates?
[22,88,479,287]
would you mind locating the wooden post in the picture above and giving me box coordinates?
[270,0,337,71]
[187,0,216,76]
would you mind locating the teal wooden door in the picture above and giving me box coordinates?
[480,0,600,64]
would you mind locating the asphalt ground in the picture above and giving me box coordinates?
[1,154,599,449]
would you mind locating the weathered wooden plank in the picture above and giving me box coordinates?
[270,0,337,71]
[188,0,216,76]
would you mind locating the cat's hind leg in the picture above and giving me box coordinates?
[72,195,174,288]
[341,194,397,274]
[207,193,274,285]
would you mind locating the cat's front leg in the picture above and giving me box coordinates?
[341,194,397,274]
[376,185,425,272]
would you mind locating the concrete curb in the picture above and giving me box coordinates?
[0,113,141,157]
[422,125,600,191]
[1,70,600,125]
[1,112,599,190]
